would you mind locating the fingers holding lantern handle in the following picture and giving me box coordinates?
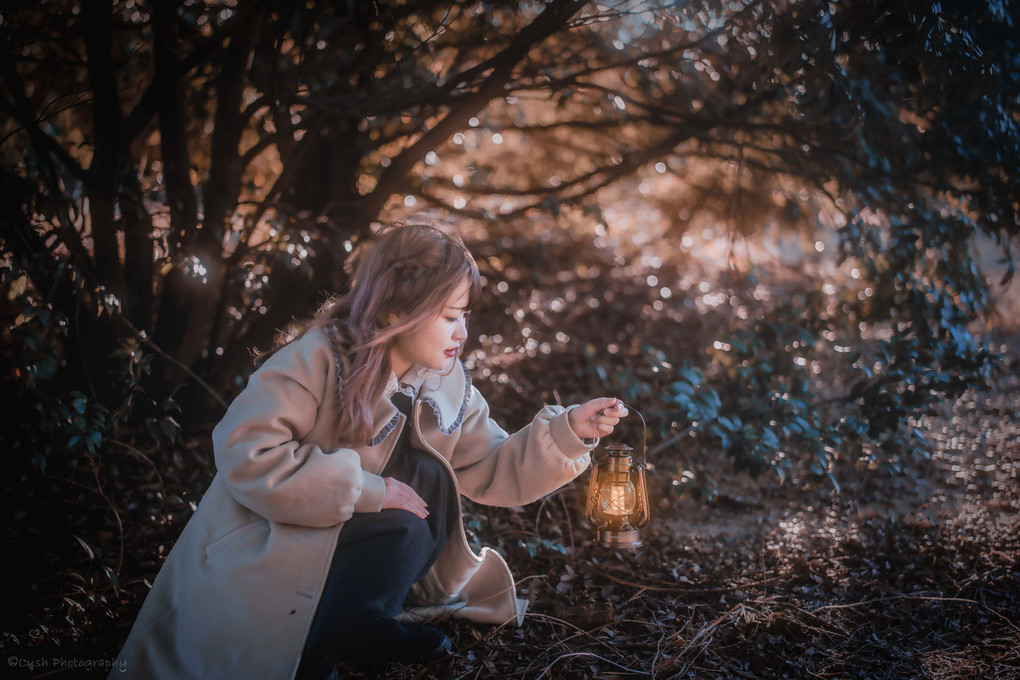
[569,397,629,440]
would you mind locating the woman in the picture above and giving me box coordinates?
[112,222,627,679]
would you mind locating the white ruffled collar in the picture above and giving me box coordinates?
[384,365,431,399]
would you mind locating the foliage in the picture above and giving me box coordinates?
[1,251,180,480]
[0,249,182,648]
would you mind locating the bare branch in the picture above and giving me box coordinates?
[360,0,589,220]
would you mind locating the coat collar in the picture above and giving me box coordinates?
[322,323,471,446]
[363,363,470,446]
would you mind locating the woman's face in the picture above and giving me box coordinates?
[390,277,471,377]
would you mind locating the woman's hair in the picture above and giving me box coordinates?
[302,220,481,444]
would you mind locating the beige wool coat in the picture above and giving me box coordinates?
[111,328,593,679]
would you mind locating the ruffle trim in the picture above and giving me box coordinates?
[420,362,472,435]
[365,383,417,447]
[367,413,401,447]
[322,324,346,393]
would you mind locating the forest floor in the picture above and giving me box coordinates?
[4,342,1017,679]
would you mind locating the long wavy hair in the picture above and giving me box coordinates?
[295,221,481,444]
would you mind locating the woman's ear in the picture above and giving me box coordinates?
[385,311,409,331]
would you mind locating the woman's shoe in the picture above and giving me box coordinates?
[329,618,452,664]
[294,653,340,680]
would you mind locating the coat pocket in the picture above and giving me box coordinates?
[203,518,270,560]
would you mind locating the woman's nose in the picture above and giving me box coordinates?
[454,318,468,341]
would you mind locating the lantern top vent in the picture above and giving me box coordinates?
[604,443,634,456]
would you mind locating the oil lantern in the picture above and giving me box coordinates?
[585,442,650,549]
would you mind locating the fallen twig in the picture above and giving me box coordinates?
[536,651,649,679]
[811,594,1020,634]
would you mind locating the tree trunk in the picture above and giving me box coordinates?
[153,6,265,371]
[120,169,155,332]
[82,0,125,298]
[151,0,202,357]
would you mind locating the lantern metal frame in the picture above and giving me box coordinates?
[584,408,650,549]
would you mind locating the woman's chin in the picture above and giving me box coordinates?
[419,358,452,373]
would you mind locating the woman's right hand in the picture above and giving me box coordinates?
[381,477,429,519]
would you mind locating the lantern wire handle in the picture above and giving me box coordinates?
[634,406,647,464]
[595,402,648,465]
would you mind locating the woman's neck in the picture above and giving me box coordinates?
[389,352,411,381]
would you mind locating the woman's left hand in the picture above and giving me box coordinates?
[568,397,629,441]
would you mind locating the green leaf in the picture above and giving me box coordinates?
[73,535,95,561]
[102,565,120,597]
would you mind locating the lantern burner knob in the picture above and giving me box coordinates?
[596,528,643,549]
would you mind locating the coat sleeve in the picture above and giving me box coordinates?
[211,332,387,527]
[448,386,593,507]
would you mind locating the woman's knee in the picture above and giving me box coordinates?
[365,509,432,550]
[395,510,433,546]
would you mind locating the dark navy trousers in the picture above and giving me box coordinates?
[301,394,458,660]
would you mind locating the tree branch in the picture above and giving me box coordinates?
[122,4,260,143]
[0,45,88,183]
[360,0,588,220]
